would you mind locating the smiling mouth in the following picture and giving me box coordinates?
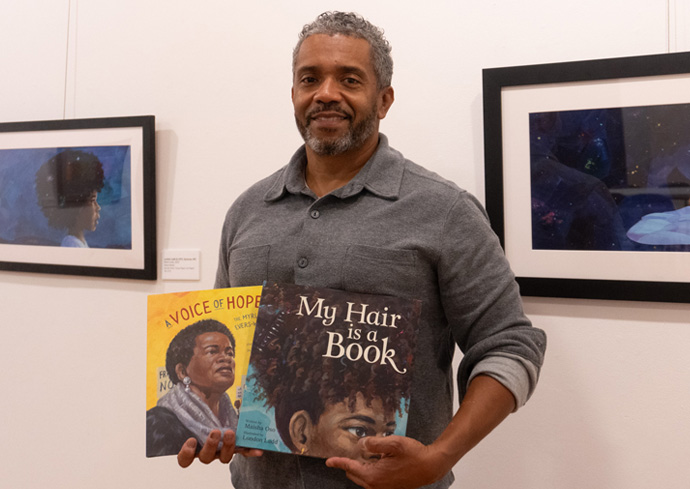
[312,113,347,119]
[308,114,350,132]
[314,116,346,123]
[308,107,351,122]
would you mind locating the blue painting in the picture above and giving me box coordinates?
[0,146,132,249]
[529,103,690,252]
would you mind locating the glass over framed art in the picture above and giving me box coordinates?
[483,52,690,303]
[0,115,156,280]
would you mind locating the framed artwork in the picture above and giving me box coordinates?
[483,52,690,303]
[0,115,156,280]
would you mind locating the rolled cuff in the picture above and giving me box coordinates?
[467,353,540,411]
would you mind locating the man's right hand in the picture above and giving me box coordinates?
[177,430,263,468]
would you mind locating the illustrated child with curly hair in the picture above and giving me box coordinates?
[35,149,104,248]
[247,283,417,461]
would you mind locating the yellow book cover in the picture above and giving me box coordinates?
[146,286,261,457]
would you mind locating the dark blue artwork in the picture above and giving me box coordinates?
[529,103,690,252]
[0,146,132,249]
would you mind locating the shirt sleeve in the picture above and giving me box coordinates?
[438,192,546,407]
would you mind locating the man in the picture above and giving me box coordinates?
[178,11,546,489]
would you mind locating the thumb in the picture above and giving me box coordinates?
[177,437,198,468]
[360,435,404,457]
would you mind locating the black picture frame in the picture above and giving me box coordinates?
[483,52,690,303]
[0,115,156,280]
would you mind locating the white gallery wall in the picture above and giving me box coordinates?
[1,1,689,488]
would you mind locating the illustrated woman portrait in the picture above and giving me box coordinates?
[146,319,238,457]
[34,149,104,248]
[248,286,416,461]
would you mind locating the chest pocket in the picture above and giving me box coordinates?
[228,245,270,286]
[342,244,417,298]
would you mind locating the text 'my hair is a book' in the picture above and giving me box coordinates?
[236,282,420,460]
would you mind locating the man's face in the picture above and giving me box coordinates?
[292,34,393,156]
[305,393,396,461]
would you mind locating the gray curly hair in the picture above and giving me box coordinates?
[292,11,393,90]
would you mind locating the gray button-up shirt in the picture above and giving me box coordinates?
[216,134,546,489]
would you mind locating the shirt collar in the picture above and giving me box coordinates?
[264,133,404,202]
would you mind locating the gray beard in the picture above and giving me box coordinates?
[296,103,378,156]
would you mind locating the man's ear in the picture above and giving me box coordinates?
[289,410,314,454]
[377,86,395,119]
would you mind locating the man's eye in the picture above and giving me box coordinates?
[343,77,359,85]
[301,76,317,84]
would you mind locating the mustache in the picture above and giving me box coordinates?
[306,102,352,120]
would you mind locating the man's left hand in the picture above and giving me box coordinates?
[326,376,517,489]
[325,435,445,489]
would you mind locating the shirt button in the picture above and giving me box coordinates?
[310,209,320,219]
[298,257,309,268]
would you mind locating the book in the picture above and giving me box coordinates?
[235,282,420,460]
[145,286,262,457]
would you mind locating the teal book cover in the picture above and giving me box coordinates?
[236,282,420,460]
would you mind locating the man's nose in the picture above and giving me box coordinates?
[314,77,342,103]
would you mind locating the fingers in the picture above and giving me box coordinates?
[178,430,262,468]
[235,447,264,458]
[177,438,198,468]
[198,430,222,464]
[218,430,236,464]
[325,456,353,471]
